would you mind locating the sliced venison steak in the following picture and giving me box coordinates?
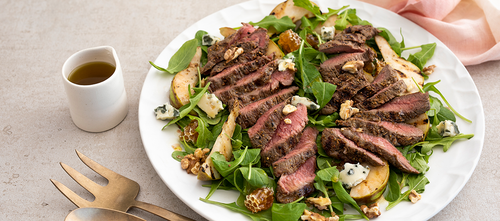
[319,49,376,86]
[248,100,288,149]
[340,127,419,174]
[355,79,406,110]
[337,117,424,146]
[321,128,385,167]
[260,103,308,167]
[206,55,272,92]
[213,60,277,105]
[352,65,399,103]
[237,86,298,129]
[353,92,430,122]
[272,127,319,177]
[276,156,317,203]
[319,25,380,54]
[202,23,256,75]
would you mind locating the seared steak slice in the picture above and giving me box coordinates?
[209,28,270,75]
[355,80,406,110]
[321,128,385,166]
[276,156,316,203]
[272,127,319,177]
[271,68,295,87]
[319,49,376,86]
[213,60,277,105]
[261,103,308,167]
[352,65,399,103]
[319,25,380,54]
[353,92,430,122]
[337,118,424,146]
[321,69,370,114]
[340,127,419,174]
[248,100,288,149]
[202,23,256,75]
[206,55,271,92]
[237,86,298,128]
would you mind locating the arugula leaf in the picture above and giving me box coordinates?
[386,174,429,210]
[150,38,198,74]
[205,179,224,200]
[378,27,402,56]
[384,169,401,202]
[272,203,307,221]
[199,198,272,221]
[329,196,345,214]
[406,151,430,173]
[237,167,269,188]
[407,43,436,70]
[171,151,188,162]
[317,166,339,182]
[211,146,249,177]
[331,175,369,220]
[423,80,472,123]
[249,15,295,33]
[188,116,213,149]
[334,9,350,31]
[233,149,261,166]
[343,9,371,26]
[417,133,475,153]
[312,81,337,109]
[308,113,339,131]
[163,83,210,128]
[297,41,322,93]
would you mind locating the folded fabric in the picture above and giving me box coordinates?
[359,0,500,66]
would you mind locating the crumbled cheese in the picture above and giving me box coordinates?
[409,190,422,204]
[154,103,179,120]
[339,163,370,189]
[282,104,297,115]
[278,58,296,71]
[197,93,224,118]
[436,120,459,137]
[224,47,244,61]
[291,96,320,110]
[342,60,364,74]
[339,100,359,120]
[321,26,336,41]
[202,34,220,46]
[284,118,292,124]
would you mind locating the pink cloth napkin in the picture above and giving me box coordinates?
[359,0,500,66]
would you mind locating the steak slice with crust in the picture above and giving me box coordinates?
[321,128,385,167]
[213,60,277,105]
[206,55,272,92]
[321,68,370,114]
[353,92,430,122]
[272,127,318,177]
[237,86,298,129]
[355,79,406,110]
[248,100,288,149]
[260,103,308,167]
[336,118,424,146]
[352,65,399,103]
[276,156,316,203]
[340,127,419,174]
[202,23,256,75]
[319,25,380,54]
[319,49,376,86]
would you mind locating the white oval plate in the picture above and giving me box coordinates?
[138,0,485,220]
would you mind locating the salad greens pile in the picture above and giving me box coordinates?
[151,0,475,220]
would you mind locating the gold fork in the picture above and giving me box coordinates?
[50,150,194,221]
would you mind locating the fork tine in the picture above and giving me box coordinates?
[60,162,103,193]
[50,179,92,208]
[75,150,121,180]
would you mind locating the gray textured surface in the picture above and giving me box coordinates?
[0,0,498,220]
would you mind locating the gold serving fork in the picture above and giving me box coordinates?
[50,150,194,221]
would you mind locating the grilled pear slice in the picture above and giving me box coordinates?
[406,113,430,139]
[375,35,424,94]
[350,161,390,204]
[168,46,202,109]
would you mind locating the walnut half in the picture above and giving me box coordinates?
[361,203,381,219]
[409,190,422,204]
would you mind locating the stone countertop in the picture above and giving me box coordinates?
[1,0,498,220]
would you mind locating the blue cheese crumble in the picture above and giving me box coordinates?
[291,95,320,110]
[436,120,460,137]
[154,103,179,120]
[197,93,224,118]
[321,26,335,41]
[339,163,370,189]
[202,34,220,46]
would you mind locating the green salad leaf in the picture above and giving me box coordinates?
[249,15,296,33]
